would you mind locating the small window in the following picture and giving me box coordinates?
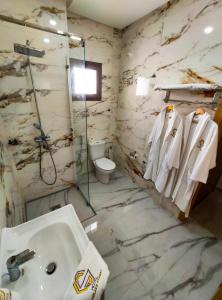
[70,58,102,101]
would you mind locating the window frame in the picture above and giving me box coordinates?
[70,58,102,101]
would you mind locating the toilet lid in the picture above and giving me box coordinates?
[95,158,116,171]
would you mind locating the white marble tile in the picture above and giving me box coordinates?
[26,189,66,220]
[68,13,121,144]
[67,188,95,222]
[82,169,222,300]
[0,117,25,228]
[115,0,222,214]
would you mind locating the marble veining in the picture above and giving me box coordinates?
[68,13,122,145]
[80,169,222,300]
[0,0,75,201]
[0,117,25,228]
[27,169,222,300]
[115,0,222,213]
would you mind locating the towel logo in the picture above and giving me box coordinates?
[171,128,177,137]
[0,290,6,300]
[73,269,97,294]
[197,139,205,150]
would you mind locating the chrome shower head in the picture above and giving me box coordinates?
[14,43,45,58]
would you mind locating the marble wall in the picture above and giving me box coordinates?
[68,13,122,156]
[1,0,222,214]
[0,117,25,229]
[115,0,222,203]
[0,0,76,201]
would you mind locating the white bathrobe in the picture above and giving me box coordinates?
[144,107,183,197]
[172,112,218,216]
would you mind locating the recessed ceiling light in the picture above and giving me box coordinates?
[49,19,57,26]
[43,37,50,44]
[57,30,64,35]
[70,35,82,41]
[204,26,214,34]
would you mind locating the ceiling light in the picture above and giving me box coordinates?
[49,19,57,26]
[57,30,64,35]
[43,37,50,44]
[70,35,82,41]
[204,26,214,35]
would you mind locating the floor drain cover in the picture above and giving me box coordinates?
[46,262,57,275]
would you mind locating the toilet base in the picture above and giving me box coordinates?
[96,169,110,184]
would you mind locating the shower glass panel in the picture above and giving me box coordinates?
[69,43,90,204]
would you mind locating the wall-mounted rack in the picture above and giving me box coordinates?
[155,83,222,104]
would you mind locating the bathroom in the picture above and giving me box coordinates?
[0,0,222,299]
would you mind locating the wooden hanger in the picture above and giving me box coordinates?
[166,104,174,113]
[193,107,206,124]
[195,107,205,115]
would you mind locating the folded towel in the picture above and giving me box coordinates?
[0,289,20,300]
[63,242,109,300]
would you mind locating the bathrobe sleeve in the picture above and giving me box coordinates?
[190,122,218,184]
[147,113,161,145]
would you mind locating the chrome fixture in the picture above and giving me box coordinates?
[45,262,57,275]
[33,123,50,150]
[6,249,35,282]
[14,43,45,57]
[14,40,57,185]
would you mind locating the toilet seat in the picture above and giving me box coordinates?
[95,157,116,171]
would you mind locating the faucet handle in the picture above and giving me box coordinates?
[16,249,35,265]
[7,249,35,267]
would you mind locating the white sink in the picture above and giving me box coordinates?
[0,205,98,299]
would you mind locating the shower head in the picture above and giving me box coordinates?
[14,43,45,58]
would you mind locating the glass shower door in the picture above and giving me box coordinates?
[69,43,90,204]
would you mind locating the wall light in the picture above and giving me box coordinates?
[57,30,64,35]
[204,26,214,35]
[136,77,150,96]
[49,19,57,26]
[43,37,50,44]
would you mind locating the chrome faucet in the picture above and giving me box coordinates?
[6,249,35,282]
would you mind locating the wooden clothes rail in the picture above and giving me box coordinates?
[155,84,222,104]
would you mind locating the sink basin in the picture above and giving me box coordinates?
[0,205,104,299]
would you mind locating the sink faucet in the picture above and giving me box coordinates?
[6,249,35,282]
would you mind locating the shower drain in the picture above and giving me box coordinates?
[46,262,57,275]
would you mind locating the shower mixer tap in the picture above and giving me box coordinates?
[33,123,50,149]
[6,249,35,282]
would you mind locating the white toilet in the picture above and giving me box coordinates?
[88,140,116,184]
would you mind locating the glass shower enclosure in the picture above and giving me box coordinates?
[68,41,92,209]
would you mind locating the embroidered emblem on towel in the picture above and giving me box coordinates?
[197,139,205,150]
[171,128,177,137]
[0,290,11,300]
[0,291,5,300]
[73,269,102,298]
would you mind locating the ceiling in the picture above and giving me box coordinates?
[68,0,169,29]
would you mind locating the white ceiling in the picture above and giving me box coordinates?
[68,0,169,29]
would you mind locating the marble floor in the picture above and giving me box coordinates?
[26,170,222,300]
[26,187,95,222]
